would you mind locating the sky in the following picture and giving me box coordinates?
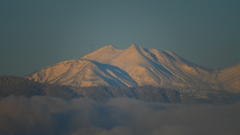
[1,0,240,76]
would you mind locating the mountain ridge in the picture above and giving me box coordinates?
[25,44,240,93]
[2,75,240,104]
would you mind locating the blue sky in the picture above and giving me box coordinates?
[1,0,240,76]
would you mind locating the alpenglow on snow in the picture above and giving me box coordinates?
[26,44,240,93]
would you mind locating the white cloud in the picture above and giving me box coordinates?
[0,96,239,135]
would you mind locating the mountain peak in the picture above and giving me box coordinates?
[80,45,121,62]
[126,44,143,51]
[108,44,117,48]
[26,44,240,93]
[130,43,138,47]
[129,44,139,48]
[102,45,118,50]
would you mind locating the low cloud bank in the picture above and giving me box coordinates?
[0,96,240,135]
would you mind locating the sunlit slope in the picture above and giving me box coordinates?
[81,44,218,90]
[217,63,240,93]
[27,59,138,87]
[26,44,239,92]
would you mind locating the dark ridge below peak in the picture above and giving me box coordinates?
[1,76,239,104]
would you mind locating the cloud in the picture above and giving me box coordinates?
[0,96,240,135]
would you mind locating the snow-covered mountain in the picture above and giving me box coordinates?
[26,44,240,93]
[217,63,240,93]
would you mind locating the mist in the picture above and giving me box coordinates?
[0,96,239,135]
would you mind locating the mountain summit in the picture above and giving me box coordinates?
[26,44,240,93]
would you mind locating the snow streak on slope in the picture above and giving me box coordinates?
[26,44,240,92]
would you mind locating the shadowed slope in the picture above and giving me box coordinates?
[80,44,219,90]
[26,44,239,93]
[26,59,138,87]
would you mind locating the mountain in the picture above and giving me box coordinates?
[0,75,188,103]
[217,63,240,93]
[26,59,137,87]
[0,75,78,99]
[2,75,239,104]
[26,44,240,93]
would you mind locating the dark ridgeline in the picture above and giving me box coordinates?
[0,75,78,99]
[1,75,239,104]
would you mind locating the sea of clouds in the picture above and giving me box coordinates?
[0,96,239,135]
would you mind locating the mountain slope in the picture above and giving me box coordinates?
[2,75,239,104]
[27,59,138,87]
[80,44,219,90]
[217,63,240,93]
[26,44,239,93]
[0,75,78,99]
